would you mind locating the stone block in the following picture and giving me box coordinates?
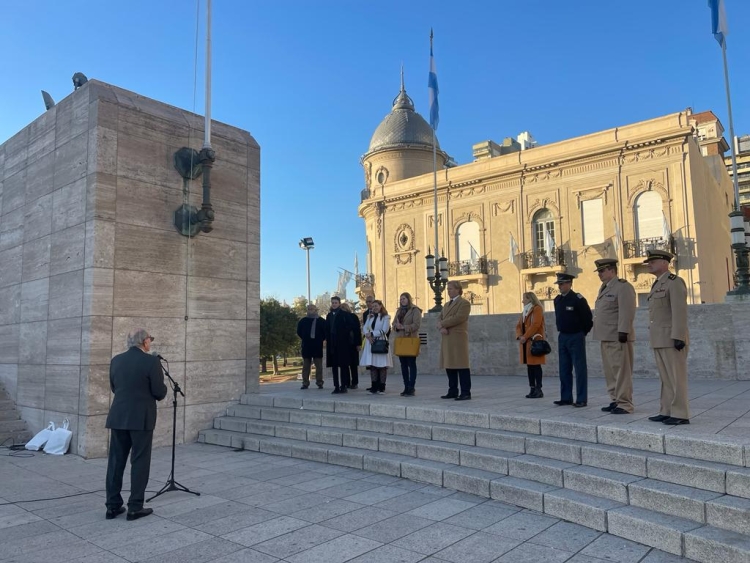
[113,270,186,317]
[44,365,80,413]
[113,222,185,275]
[607,505,701,555]
[84,219,114,269]
[226,404,260,418]
[25,151,55,203]
[490,476,557,512]
[0,246,22,288]
[19,321,47,364]
[211,156,250,205]
[417,442,460,465]
[647,455,728,493]
[291,442,328,463]
[401,459,452,486]
[301,398,335,412]
[46,317,82,365]
[219,417,247,433]
[20,278,49,322]
[333,401,369,415]
[321,413,357,430]
[393,420,432,440]
[563,466,642,503]
[115,177,182,233]
[540,419,598,443]
[112,316,185,358]
[190,236,247,281]
[53,132,88,190]
[187,276,247,320]
[543,488,624,532]
[241,394,273,406]
[363,452,405,476]
[78,365,110,416]
[307,428,343,446]
[54,89,88,148]
[443,466,498,498]
[444,410,490,429]
[17,365,45,409]
[88,125,118,175]
[50,223,85,275]
[432,425,476,446]
[628,479,722,523]
[80,315,113,365]
[273,397,302,410]
[275,424,307,441]
[597,426,664,453]
[2,169,26,214]
[0,212,24,253]
[114,133,172,188]
[199,429,233,447]
[235,433,255,449]
[76,414,109,458]
[245,420,275,436]
[664,435,745,467]
[357,417,393,434]
[23,192,53,242]
[289,410,322,425]
[184,359,245,405]
[192,195,247,244]
[0,282,21,324]
[508,454,576,488]
[85,172,116,222]
[369,404,406,419]
[22,235,51,281]
[0,324,20,363]
[489,413,540,434]
[343,432,379,451]
[406,406,445,423]
[82,268,113,317]
[526,436,582,464]
[48,270,83,320]
[327,446,363,469]
[186,319,246,361]
[460,447,514,474]
[727,468,750,499]
[475,429,527,453]
[684,525,750,563]
[581,443,648,477]
[52,177,86,232]
[706,495,750,535]
[259,437,293,457]
[379,436,416,457]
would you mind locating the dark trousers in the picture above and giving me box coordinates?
[446,368,471,396]
[558,331,588,403]
[348,361,359,387]
[105,429,154,511]
[527,364,543,388]
[331,366,350,390]
[399,356,417,390]
[302,357,323,386]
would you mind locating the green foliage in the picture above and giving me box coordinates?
[291,296,309,318]
[260,298,300,373]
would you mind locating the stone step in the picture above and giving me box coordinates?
[684,525,750,563]
[0,420,27,434]
[563,465,644,503]
[628,478,724,524]
[543,488,625,532]
[647,453,738,494]
[706,495,750,536]
[607,505,703,555]
[507,454,576,488]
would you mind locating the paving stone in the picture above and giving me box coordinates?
[284,533,382,563]
[323,506,398,532]
[442,501,519,530]
[406,497,477,521]
[639,549,698,562]
[525,435,582,464]
[607,505,702,555]
[540,419,598,443]
[406,406,444,423]
[273,397,302,409]
[373,490,451,513]
[508,454,575,488]
[444,409,489,429]
[706,495,750,536]
[597,426,665,453]
[543,488,624,532]
[628,478,723,523]
[370,404,406,419]
[206,548,279,563]
[528,520,602,553]
[391,521,474,555]
[138,537,245,563]
[489,476,558,512]
[344,486,410,506]
[443,466,498,497]
[432,530,521,562]
[459,446,514,474]
[578,533,651,563]
[253,524,340,559]
[392,420,432,440]
[346,544,424,563]
[580,443,649,477]
[354,512,434,543]
[495,541,573,562]
[647,454,729,493]
[483,510,558,541]
[489,413,540,434]
[563,465,643,503]
[665,434,745,467]
[684,525,750,563]
[431,424,476,446]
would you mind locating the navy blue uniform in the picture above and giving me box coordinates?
[554,291,593,404]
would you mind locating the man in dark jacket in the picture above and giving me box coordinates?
[105,329,167,521]
[553,273,593,407]
[326,296,353,394]
[297,304,326,389]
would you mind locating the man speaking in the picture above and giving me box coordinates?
[105,329,168,521]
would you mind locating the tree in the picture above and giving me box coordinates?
[259,298,299,374]
[291,296,309,318]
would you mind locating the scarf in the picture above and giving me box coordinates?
[307,311,318,338]
[396,305,409,324]
[522,302,534,322]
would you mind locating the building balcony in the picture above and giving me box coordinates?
[520,247,566,274]
[622,237,674,263]
[355,273,374,288]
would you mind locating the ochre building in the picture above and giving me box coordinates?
[358,84,734,314]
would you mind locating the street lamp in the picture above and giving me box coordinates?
[299,237,314,302]
[425,247,449,312]
[728,211,750,295]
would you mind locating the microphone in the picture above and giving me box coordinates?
[152,352,167,361]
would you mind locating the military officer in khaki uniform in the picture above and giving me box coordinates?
[592,258,637,414]
[644,250,690,425]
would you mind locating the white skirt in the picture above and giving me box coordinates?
[359,338,393,368]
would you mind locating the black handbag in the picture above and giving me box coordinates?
[530,337,551,356]
[370,338,389,354]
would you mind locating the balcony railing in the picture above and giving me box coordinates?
[622,237,673,259]
[521,247,566,270]
[448,258,489,277]
[355,273,374,287]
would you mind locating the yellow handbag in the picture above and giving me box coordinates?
[394,336,420,357]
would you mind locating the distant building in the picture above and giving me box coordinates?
[357,83,734,314]
[724,134,750,205]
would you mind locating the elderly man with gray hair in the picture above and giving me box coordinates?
[105,329,167,521]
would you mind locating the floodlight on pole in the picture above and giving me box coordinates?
[299,237,315,302]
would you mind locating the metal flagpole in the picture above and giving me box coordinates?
[721,39,740,209]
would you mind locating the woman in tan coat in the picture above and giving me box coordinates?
[516,292,546,399]
[392,292,422,396]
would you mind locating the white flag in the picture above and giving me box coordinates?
[509,233,519,263]
[662,212,671,241]
[613,217,623,248]
[545,227,555,256]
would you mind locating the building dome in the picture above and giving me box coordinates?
[367,82,439,154]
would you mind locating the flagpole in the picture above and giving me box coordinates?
[721,40,740,209]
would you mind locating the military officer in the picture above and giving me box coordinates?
[643,250,690,425]
[553,273,593,407]
[592,258,637,414]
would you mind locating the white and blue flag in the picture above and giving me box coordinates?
[708,0,728,47]
[428,29,439,131]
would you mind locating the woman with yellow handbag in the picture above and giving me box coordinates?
[392,293,422,396]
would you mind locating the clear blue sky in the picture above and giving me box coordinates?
[2,1,748,304]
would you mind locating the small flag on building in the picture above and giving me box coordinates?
[428,29,439,131]
[708,0,728,48]
[613,217,623,249]
[509,233,519,264]
[662,212,671,242]
[545,228,555,257]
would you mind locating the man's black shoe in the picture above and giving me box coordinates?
[300,385,309,390]
[331,388,341,394]
[553,400,573,406]
[611,407,630,414]
[317,384,324,389]
[455,394,471,401]
[400,389,408,396]
[662,417,690,425]
[339,387,347,393]
[441,393,458,399]
[648,414,670,422]
[105,506,126,520]
[601,402,617,412]
[350,385,358,389]
[126,508,153,521]
[573,402,587,408]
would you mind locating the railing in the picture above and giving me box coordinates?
[355,273,374,287]
[521,247,566,269]
[448,258,489,277]
[622,237,673,259]
[360,188,370,202]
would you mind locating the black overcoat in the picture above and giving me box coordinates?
[297,316,326,358]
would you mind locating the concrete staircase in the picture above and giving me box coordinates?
[0,385,31,447]
[199,394,750,562]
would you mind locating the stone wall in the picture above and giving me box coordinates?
[0,81,260,457]
[416,303,750,380]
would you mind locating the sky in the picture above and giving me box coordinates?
[2,1,749,305]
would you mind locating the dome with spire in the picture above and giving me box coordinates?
[367,73,439,154]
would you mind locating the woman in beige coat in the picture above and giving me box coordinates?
[392,292,422,396]
[516,292,546,399]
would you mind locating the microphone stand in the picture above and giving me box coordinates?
[147,358,200,502]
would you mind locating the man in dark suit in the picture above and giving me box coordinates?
[297,304,326,389]
[105,328,167,521]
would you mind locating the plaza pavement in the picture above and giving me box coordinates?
[0,439,697,563]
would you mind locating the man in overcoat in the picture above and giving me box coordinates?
[297,304,326,389]
[643,250,690,425]
[437,281,472,400]
[105,328,168,521]
[592,258,637,414]
[325,296,352,393]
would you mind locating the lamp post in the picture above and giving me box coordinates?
[299,237,314,303]
[425,247,449,312]
[728,211,750,295]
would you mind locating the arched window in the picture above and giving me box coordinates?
[456,221,481,262]
[635,191,663,240]
[533,209,555,255]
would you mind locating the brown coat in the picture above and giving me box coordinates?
[439,296,471,369]
[592,277,637,342]
[647,272,689,348]
[515,304,546,366]
[392,306,422,337]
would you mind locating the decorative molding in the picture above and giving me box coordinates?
[363,161,372,190]
[526,195,560,222]
[492,200,516,216]
[452,210,485,231]
[626,178,669,208]
[574,184,610,208]
[428,213,443,229]
[394,223,415,253]
[526,169,562,184]
[375,166,389,187]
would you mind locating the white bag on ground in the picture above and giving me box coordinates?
[26,422,55,451]
[43,419,72,455]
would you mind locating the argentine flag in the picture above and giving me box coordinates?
[708,0,728,47]
[428,31,439,131]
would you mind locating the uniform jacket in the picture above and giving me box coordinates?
[106,347,168,431]
[296,316,326,359]
[515,304,546,366]
[554,291,593,334]
[648,271,689,348]
[592,277,636,342]
[392,306,422,337]
[439,296,471,369]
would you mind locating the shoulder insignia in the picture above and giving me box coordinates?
[576,293,584,299]
[618,278,626,283]
[668,274,677,280]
